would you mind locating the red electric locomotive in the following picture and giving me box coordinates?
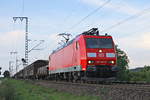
[48,28,118,81]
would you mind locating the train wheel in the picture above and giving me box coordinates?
[81,71,87,83]
[68,72,72,82]
[72,72,80,83]
[55,74,58,81]
[81,79,86,83]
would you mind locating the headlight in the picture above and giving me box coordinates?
[108,61,115,64]
[99,49,102,52]
[88,60,94,64]
[111,61,115,64]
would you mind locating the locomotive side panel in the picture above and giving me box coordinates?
[49,37,84,74]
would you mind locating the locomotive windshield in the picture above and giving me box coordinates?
[86,38,113,49]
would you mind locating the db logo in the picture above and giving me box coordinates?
[98,53,105,57]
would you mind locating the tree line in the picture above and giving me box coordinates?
[116,45,150,82]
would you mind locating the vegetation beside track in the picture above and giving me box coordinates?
[0,79,99,100]
[129,66,150,82]
[118,65,150,82]
[116,46,150,82]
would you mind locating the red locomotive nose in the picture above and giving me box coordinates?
[86,49,116,66]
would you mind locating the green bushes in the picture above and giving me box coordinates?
[117,70,130,81]
[116,46,150,82]
[129,66,150,82]
[117,66,150,82]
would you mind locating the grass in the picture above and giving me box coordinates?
[0,78,15,100]
[0,79,100,100]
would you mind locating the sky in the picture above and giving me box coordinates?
[0,0,150,75]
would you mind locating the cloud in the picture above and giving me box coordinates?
[0,30,24,75]
[118,32,150,50]
[0,30,24,47]
[80,0,140,15]
[136,33,150,49]
[116,32,150,68]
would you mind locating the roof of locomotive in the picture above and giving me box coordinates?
[51,34,112,55]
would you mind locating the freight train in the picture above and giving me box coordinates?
[14,28,118,82]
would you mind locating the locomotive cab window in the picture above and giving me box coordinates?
[86,38,113,49]
[76,42,79,50]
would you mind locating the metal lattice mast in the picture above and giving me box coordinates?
[25,17,28,66]
[13,17,29,66]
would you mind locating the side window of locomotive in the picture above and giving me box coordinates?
[76,42,79,50]
[49,56,51,61]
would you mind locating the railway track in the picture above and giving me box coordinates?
[29,80,150,100]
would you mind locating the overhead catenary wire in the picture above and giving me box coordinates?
[123,24,150,37]
[89,0,125,27]
[101,7,150,33]
[62,0,82,24]
[58,3,80,33]
[68,0,112,32]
